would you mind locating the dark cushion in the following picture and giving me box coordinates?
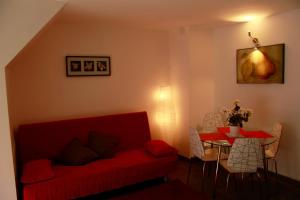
[88,132,119,158]
[21,159,54,184]
[145,140,177,157]
[56,138,98,165]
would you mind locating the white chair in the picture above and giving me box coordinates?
[199,112,225,149]
[187,128,227,183]
[201,112,225,133]
[265,123,283,176]
[219,138,263,189]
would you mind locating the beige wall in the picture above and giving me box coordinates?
[213,9,300,180]
[0,68,17,200]
[6,16,215,160]
[0,1,65,199]
[7,17,216,159]
[169,27,214,156]
[6,16,170,143]
[4,3,300,189]
[188,27,215,129]
[0,0,65,68]
[169,28,190,156]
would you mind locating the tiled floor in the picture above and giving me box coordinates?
[82,157,300,200]
[169,158,300,200]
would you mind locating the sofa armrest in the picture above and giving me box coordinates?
[145,140,177,157]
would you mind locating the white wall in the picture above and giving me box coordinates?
[213,9,300,180]
[0,1,65,198]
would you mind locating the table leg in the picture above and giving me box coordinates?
[213,145,222,200]
[261,145,270,199]
[215,145,222,183]
[262,145,267,176]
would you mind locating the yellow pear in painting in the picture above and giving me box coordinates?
[250,50,275,79]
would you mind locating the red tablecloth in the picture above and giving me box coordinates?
[200,127,273,144]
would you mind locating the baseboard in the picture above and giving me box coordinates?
[267,171,300,187]
[177,154,189,161]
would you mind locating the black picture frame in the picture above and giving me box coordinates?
[66,56,111,76]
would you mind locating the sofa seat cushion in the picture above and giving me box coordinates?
[23,149,177,200]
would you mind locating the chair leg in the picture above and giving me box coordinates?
[274,159,278,177]
[256,172,263,199]
[226,173,231,191]
[256,171,261,179]
[202,161,206,176]
[186,157,193,184]
[266,159,269,176]
[214,146,222,184]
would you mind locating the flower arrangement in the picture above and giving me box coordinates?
[223,100,252,127]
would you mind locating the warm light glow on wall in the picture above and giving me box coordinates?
[225,13,269,22]
[159,86,171,101]
[241,15,256,22]
[156,112,173,126]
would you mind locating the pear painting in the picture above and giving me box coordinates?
[237,44,284,84]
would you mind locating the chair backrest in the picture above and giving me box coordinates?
[189,128,205,159]
[227,138,263,173]
[202,112,225,133]
[268,123,283,156]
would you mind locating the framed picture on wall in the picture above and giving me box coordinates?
[236,44,285,84]
[66,56,111,76]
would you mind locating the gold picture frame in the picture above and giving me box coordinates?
[237,44,284,84]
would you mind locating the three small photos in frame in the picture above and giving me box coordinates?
[66,56,111,76]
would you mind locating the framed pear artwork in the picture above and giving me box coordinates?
[236,44,285,84]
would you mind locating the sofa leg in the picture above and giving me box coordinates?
[164,176,169,182]
[187,157,193,184]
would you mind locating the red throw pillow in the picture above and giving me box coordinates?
[145,140,177,157]
[21,159,54,184]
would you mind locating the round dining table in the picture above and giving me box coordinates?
[199,127,277,182]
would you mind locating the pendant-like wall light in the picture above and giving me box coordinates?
[155,85,176,144]
[156,86,175,127]
[248,32,260,49]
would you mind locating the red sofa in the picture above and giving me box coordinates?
[16,111,177,200]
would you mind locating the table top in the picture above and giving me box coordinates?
[199,127,277,147]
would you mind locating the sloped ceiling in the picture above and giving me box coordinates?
[0,0,66,68]
[61,0,300,29]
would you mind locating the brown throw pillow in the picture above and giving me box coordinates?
[88,132,119,159]
[56,138,98,166]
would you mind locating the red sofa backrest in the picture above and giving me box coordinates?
[16,111,151,165]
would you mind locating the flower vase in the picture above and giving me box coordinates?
[229,126,240,137]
